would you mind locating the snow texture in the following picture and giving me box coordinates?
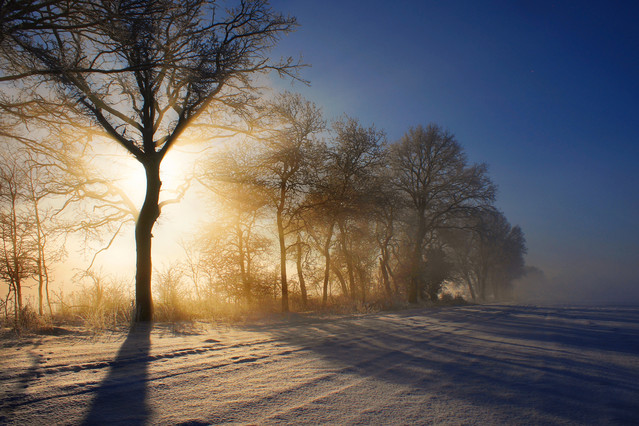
[2,304,639,425]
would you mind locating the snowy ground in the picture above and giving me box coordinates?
[1,304,638,425]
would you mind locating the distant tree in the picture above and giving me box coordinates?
[443,210,526,301]
[421,246,452,301]
[199,141,271,305]
[0,153,36,325]
[1,0,300,321]
[390,124,495,302]
[23,152,60,316]
[153,263,189,320]
[475,211,526,300]
[440,225,480,301]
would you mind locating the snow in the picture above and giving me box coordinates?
[2,304,639,425]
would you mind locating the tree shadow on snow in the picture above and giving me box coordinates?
[247,305,639,424]
[83,323,152,425]
[0,340,45,423]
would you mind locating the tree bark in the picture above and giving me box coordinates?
[15,278,22,324]
[321,221,335,306]
[134,159,161,322]
[465,272,477,302]
[380,256,392,298]
[37,258,43,316]
[357,264,367,304]
[276,205,288,313]
[338,221,357,301]
[237,225,250,304]
[408,213,427,303]
[296,234,308,309]
[331,264,349,298]
[30,186,46,317]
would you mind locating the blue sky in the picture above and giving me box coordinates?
[268,0,639,301]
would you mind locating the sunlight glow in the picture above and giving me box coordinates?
[113,146,199,206]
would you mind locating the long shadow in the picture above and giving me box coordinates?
[83,323,152,425]
[0,339,44,423]
[242,305,639,424]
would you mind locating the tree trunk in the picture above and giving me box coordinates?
[380,256,392,298]
[331,264,349,297]
[45,260,52,316]
[338,221,357,301]
[238,225,250,304]
[357,264,367,304]
[37,258,44,316]
[4,287,9,320]
[408,238,422,303]
[465,272,477,302]
[295,235,308,309]
[408,213,426,304]
[14,280,21,325]
[134,159,161,322]
[321,221,335,306]
[7,191,22,324]
[276,206,288,313]
[478,260,488,301]
[32,194,45,316]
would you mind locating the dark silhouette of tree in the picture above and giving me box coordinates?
[0,1,89,47]
[1,0,300,321]
[319,117,385,303]
[421,246,452,301]
[390,124,495,303]
[301,193,338,306]
[441,225,481,301]
[443,210,526,301]
[475,211,526,300]
[370,165,401,300]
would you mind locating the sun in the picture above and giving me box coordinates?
[160,149,194,188]
[107,146,198,207]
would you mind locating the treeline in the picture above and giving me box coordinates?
[187,92,527,312]
[0,0,526,325]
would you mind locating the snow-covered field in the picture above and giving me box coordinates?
[1,304,638,425]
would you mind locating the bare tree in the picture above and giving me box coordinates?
[390,124,496,302]
[370,170,401,300]
[323,117,385,303]
[0,153,36,325]
[23,153,56,316]
[474,211,526,300]
[0,1,90,47]
[199,141,271,305]
[246,92,324,312]
[2,0,300,321]
[301,196,337,306]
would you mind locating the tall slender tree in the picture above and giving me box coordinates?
[250,92,324,312]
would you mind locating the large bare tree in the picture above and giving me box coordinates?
[1,0,300,321]
[390,124,496,302]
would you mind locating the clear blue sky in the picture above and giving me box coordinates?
[268,0,639,302]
